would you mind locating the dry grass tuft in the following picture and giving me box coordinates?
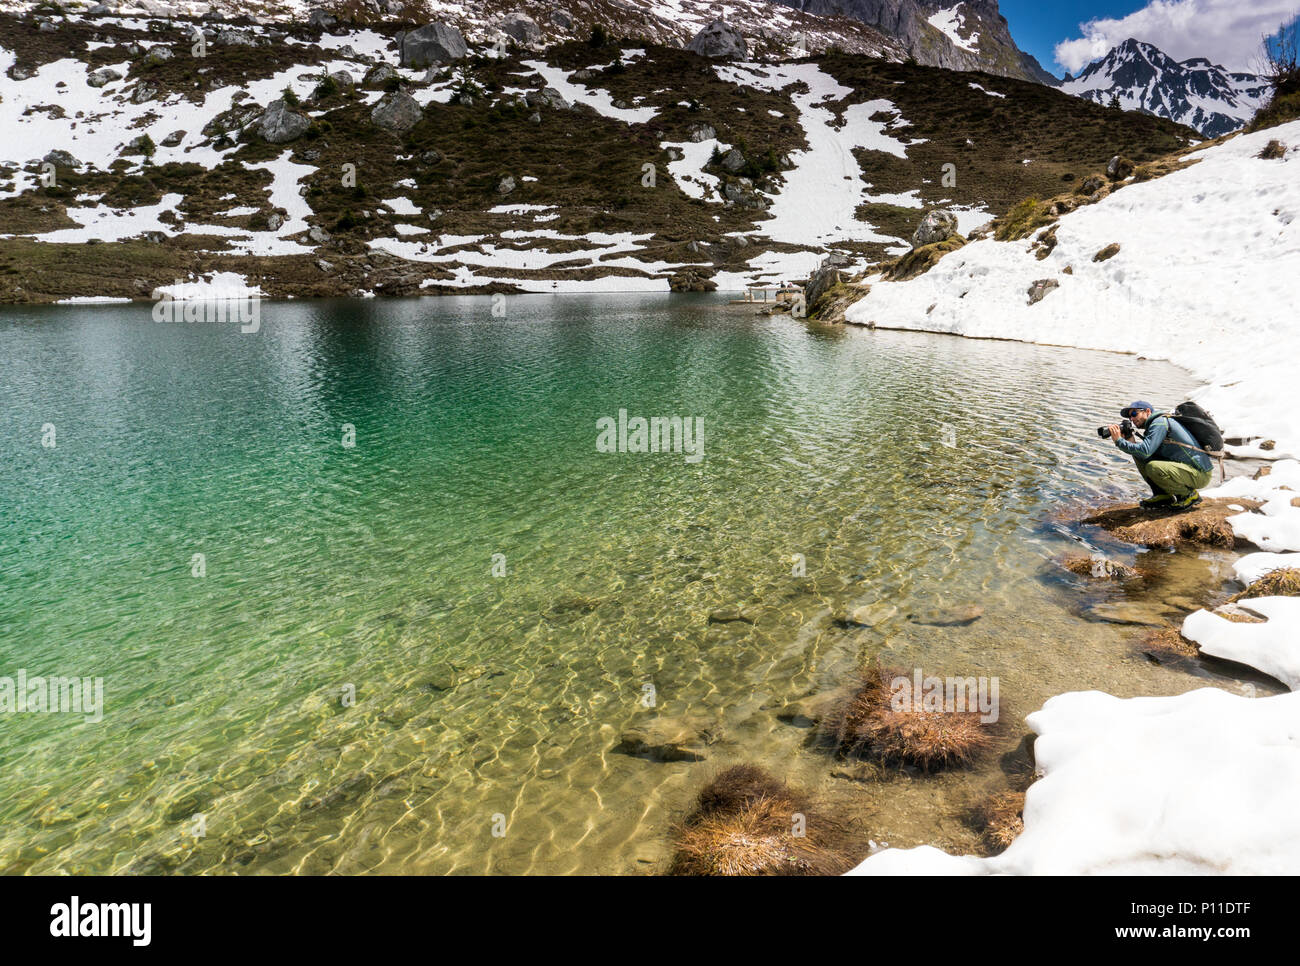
[822,665,993,770]
[977,790,1026,852]
[1230,568,1300,601]
[1140,625,1201,658]
[669,765,853,876]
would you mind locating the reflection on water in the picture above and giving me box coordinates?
[0,294,1256,874]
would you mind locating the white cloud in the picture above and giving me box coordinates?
[1054,0,1300,74]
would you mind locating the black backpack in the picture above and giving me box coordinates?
[1171,401,1224,453]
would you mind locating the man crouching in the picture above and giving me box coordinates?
[1109,400,1213,511]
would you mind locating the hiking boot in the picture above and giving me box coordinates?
[1139,493,1176,509]
[1170,491,1202,512]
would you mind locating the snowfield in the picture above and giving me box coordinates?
[845,119,1300,876]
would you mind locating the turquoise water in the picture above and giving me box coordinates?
[0,294,1223,874]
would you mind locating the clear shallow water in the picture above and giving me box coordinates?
[0,294,1251,874]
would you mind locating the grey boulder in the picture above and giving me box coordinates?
[370,90,423,132]
[911,209,958,248]
[87,67,122,87]
[686,19,747,59]
[400,22,468,68]
[260,99,310,143]
[499,12,541,45]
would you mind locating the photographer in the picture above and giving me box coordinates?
[1107,400,1213,511]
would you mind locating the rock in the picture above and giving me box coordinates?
[668,268,717,292]
[400,21,468,68]
[804,252,850,311]
[524,87,569,111]
[143,45,174,65]
[550,10,573,29]
[722,177,766,209]
[497,175,516,195]
[159,130,185,146]
[1027,278,1060,305]
[1079,174,1105,194]
[202,104,262,138]
[774,692,839,728]
[615,714,717,762]
[316,259,334,272]
[370,90,423,132]
[38,20,58,32]
[42,149,80,169]
[1253,465,1272,479]
[266,212,283,231]
[87,3,113,13]
[216,29,254,47]
[307,8,337,30]
[908,604,984,627]
[87,67,122,87]
[1260,440,1276,451]
[528,112,541,123]
[10,65,36,81]
[685,122,716,142]
[419,149,442,164]
[131,82,159,105]
[259,99,310,144]
[1093,242,1121,262]
[328,70,355,89]
[1106,155,1135,180]
[686,19,747,59]
[498,12,541,45]
[309,226,331,244]
[719,147,746,173]
[362,64,396,88]
[707,607,754,624]
[911,208,958,248]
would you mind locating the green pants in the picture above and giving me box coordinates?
[1137,458,1211,497]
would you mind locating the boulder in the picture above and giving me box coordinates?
[685,122,716,142]
[130,82,159,104]
[1026,278,1060,305]
[362,63,396,88]
[87,67,122,87]
[719,147,746,172]
[1106,155,1135,180]
[159,130,185,146]
[259,100,310,143]
[328,69,355,89]
[143,45,175,65]
[370,90,422,132]
[216,29,254,47]
[307,8,337,30]
[1078,174,1105,194]
[911,208,958,248]
[524,86,569,111]
[42,149,80,169]
[202,104,262,138]
[722,177,766,209]
[400,22,468,68]
[266,212,283,231]
[686,19,747,59]
[1092,242,1121,262]
[804,253,851,310]
[499,12,541,45]
[549,10,573,29]
[309,226,331,244]
[497,175,516,195]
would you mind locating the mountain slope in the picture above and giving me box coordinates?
[0,10,1198,302]
[1062,38,1269,139]
[773,0,1058,84]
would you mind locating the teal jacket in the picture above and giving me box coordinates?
[1115,412,1212,472]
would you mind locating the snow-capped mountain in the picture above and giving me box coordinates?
[1062,37,1269,139]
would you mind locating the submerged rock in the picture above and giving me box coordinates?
[616,714,718,762]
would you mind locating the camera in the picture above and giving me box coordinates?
[1097,418,1134,439]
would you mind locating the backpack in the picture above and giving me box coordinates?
[1171,401,1225,454]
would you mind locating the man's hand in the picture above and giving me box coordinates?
[1108,424,1122,441]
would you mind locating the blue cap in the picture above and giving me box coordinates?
[1121,400,1153,418]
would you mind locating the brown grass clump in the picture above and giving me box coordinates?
[822,665,993,770]
[879,235,966,281]
[668,765,853,876]
[1062,554,1138,580]
[1078,499,1262,550]
[1140,625,1201,659]
[977,790,1026,852]
[1230,568,1300,601]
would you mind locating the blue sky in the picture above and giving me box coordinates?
[998,0,1300,77]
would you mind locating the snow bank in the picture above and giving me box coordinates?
[845,120,1300,877]
[852,688,1300,875]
